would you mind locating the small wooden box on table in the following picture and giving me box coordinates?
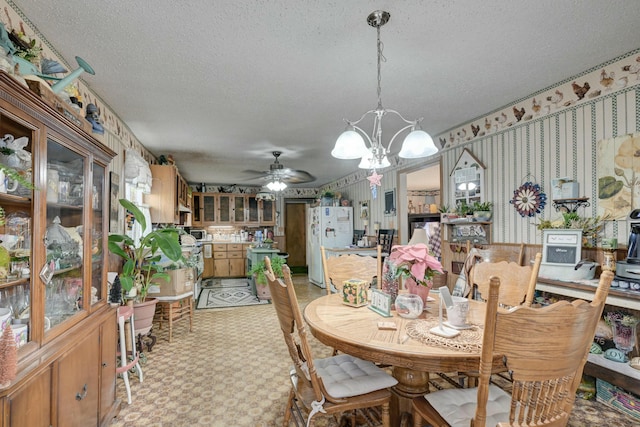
[154,291,194,342]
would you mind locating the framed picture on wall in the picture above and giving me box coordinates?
[109,172,120,232]
[384,189,396,216]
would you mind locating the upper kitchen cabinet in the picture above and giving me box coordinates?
[191,192,275,226]
[192,192,213,226]
[145,164,191,224]
[260,199,276,226]
[0,71,117,426]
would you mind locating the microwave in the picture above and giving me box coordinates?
[189,229,207,241]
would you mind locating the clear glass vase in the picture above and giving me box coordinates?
[612,319,638,361]
[395,293,423,319]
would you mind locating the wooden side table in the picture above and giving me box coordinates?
[154,291,194,342]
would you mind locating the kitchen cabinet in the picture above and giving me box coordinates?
[218,194,233,224]
[0,72,118,426]
[191,192,276,226]
[260,199,276,225]
[202,243,214,278]
[145,164,190,224]
[212,243,245,277]
[192,193,216,226]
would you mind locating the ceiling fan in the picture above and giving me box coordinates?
[244,151,315,185]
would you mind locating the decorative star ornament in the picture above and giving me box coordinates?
[367,170,383,199]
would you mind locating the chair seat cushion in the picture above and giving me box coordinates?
[314,354,398,399]
[424,384,511,427]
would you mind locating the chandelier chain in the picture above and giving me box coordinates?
[376,25,386,110]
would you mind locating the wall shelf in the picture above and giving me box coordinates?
[552,197,590,213]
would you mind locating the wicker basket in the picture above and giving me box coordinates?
[596,378,640,420]
[431,271,448,290]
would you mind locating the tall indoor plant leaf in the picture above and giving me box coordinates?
[108,198,183,303]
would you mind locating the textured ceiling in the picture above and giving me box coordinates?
[10,0,640,189]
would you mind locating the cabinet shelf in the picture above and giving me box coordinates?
[0,277,29,289]
[0,192,31,204]
[443,221,492,244]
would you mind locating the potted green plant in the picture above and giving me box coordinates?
[320,190,335,206]
[472,201,493,221]
[456,200,473,219]
[536,212,609,247]
[249,255,286,300]
[108,198,183,303]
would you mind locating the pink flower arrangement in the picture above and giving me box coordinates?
[388,243,444,287]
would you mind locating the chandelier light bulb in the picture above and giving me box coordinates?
[332,129,368,159]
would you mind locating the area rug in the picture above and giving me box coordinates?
[196,286,269,309]
[201,278,251,289]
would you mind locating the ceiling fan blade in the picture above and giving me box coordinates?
[281,170,315,184]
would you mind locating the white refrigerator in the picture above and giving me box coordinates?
[307,206,353,288]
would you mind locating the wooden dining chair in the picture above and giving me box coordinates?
[321,245,382,296]
[376,229,395,255]
[263,257,397,427]
[458,253,543,387]
[412,270,614,427]
[470,252,543,308]
[352,229,365,245]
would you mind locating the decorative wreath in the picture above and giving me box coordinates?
[510,181,547,217]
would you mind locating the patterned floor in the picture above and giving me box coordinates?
[110,276,638,426]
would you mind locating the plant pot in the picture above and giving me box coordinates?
[473,211,492,221]
[405,277,430,307]
[133,298,158,336]
[256,283,271,300]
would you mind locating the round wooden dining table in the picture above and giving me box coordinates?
[303,293,501,426]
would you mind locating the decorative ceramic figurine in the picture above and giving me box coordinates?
[85,104,104,135]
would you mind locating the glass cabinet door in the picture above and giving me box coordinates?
[45,139,85,329]
[218,195,231,223]
[247,197,259,223]
[192,193,201,224]
[91,163,105,305]
[202,194,216,223]
[0,110,34,350]
[233,196,246,223]
[261,200,275,223]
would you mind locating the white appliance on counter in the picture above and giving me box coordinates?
[307,206,353,288]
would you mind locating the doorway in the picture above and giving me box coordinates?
[397,161,441,244]
[285,201,307,272]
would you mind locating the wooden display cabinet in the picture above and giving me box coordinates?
[0,72,117,426]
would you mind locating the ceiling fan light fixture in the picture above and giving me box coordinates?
[332,10,437,170]
[331,129,368,159]
[266,180,287,192]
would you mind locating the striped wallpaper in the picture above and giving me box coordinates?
[330,50,640,247]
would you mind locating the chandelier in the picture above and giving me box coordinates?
[331,10,438,170]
